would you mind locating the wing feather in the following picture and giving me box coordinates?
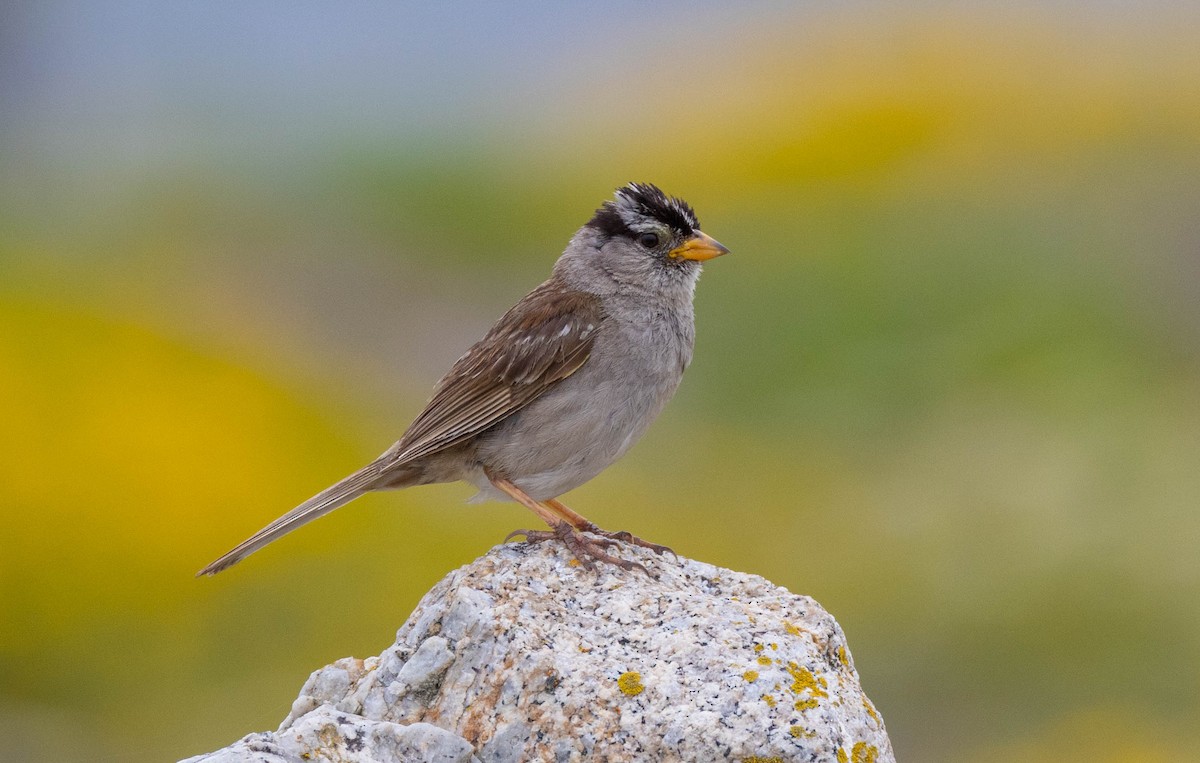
[384,281,604,466]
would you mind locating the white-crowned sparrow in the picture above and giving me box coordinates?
[198,182,728,576]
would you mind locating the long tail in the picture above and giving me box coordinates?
[196,461,385,577]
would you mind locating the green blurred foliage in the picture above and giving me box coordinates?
[3,6,1199,762]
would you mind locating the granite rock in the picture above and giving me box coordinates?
[185,542,894,763]
[181,705,477,763]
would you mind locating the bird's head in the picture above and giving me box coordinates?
[557,183,729,297]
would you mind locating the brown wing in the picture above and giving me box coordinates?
[383,280,605,466]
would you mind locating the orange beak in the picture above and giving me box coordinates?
[668,231,731,262]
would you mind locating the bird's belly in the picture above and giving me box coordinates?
[469,359,681,501]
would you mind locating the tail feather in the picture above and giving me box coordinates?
[197,463,383,577]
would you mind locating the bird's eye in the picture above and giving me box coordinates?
[637,232,660,248]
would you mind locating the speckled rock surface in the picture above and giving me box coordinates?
[181,705,477,763]
[185,542,893,763]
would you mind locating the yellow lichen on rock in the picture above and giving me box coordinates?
[863,696,881,725]
[617,671,644,697]
[786,661,829,699]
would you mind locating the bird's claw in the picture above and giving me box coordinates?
[578,523,676,558]
[560,526,652,576]
[504,523,655,577]
[504,528,554,544]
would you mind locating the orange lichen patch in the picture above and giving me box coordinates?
[863,696,881,725]
[851,742,879,763]
[568,559,581,567]
[789,725,814,739]
[794,698,819,711]
[763,694,776,708]
[837,646,850,667]
[757,656,773,666]
[837,749,849,763]
[770,643,778,650]
[742,758,784,763]
[743,670,759,682]
[754,643,765,653]
[786,662,829,699]
[617,671,644,696]
[784,621,802,636]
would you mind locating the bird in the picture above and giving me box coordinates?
[197,182,729,577]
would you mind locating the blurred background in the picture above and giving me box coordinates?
[2,1,1198,760]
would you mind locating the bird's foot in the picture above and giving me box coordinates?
[505,523,652,576]
[504,528,557,544]
[575,521,676,558]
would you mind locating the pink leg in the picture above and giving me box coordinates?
[544,497,675,557]
[487,474,651,575]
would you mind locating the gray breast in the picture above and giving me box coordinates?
[472,305,694,501]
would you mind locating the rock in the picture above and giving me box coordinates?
[185,542,894,763]
[180,706,476,763]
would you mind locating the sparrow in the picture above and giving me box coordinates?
[198,182,729,576]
